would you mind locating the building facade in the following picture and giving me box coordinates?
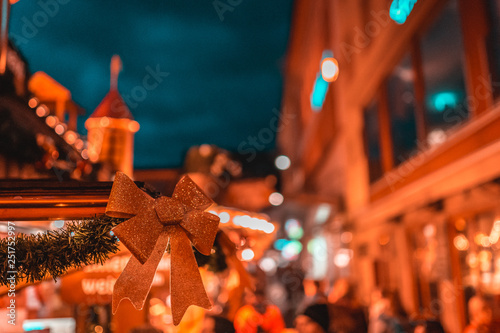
[279,0,500,330]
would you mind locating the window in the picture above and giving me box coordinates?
[363,0,473,182]
[364,100,383,183]
[421,0,469,136]
[486,0,500,99]
[387,53,418,165]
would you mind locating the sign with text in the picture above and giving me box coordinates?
[60,254,170,305]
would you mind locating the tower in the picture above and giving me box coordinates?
[85,55,139,179]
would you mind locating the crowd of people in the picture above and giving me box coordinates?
[196,279,497,333]
[130,278,497,333]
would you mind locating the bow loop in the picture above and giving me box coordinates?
[172,175,213,211]
[180,210,220,256]
[106,172,154,218]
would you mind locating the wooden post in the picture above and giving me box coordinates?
[411,38,428,144]
[0,0,10,75]
[378,85,395,173]
[458,0,494,117]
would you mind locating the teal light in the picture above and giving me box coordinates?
[311,74,329,111]
[23,323,46,331]
[310,50,335,112]
[274,238,290,251]
[433,92,458,112]
[390,0,417,24]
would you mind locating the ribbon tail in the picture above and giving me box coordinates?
[170,225,212,326]
[112,231,170,314]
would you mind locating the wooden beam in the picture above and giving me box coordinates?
[371,103,500,201]
[0,179,146,220]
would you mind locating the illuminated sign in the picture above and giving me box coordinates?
[390,0,417,24]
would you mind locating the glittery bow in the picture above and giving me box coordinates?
[106,172,220,325]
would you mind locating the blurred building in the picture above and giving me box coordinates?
[86,56,140,180]
[0,43,91,180]
[279,0,500,330]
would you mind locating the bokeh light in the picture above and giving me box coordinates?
[241,249,255,261]
[269,192,284,206]
[219,212,230,223]
[282,240,302,260]
[285,219,304,240]
[321,57,339,82]
[275,155,291,170]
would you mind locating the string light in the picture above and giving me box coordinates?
[54,124,66,135]
[36,105,48,117]
[128,120,140,133]
[241,249,254,261]
[45,116,57,128]
[219,212,230,223]
[268,192,284,206]
[321,57,339,82]
[28,98,38,108]
[275,155,291,170]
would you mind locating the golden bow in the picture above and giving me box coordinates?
[106,172,220,325]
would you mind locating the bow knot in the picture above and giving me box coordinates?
[106,172,220,325]
[154,197,188,226]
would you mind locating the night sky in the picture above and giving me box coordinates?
[9,0,294,169]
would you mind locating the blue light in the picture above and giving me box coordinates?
[274,238,290,251]
[432,92,458,112]
[23,322,46,331]
[311,75,329,111]
[390,0,417,24]
[322,50,334,60]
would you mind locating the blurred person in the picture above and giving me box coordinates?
[328,279,368,333]
[369,290,411,333]
[463,296,493,333]
[412,320,445,333]
[297,279,328,314]
[295,303,330,333]
[203,315,236,333]
[368,289,386,333]
[234,289,286,333]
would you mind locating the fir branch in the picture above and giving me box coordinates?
[0,215,228,286]
[0,215,124,285]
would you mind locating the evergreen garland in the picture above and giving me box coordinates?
[0,215,123,286]
[0,215,228,287]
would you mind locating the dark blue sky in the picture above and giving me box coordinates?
[9,0,294,168]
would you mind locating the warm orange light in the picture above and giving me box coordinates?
[321,57,339,82]
[64,131,77,145]
[455,218,466,231]
[45,116,57,128]
[54,124,65,135]
[28,98,38,108]
[475,233,487,246]
[99,117,110,127]
[81,149,89,160]
[453,234,469,251]
[36,105,48,117]
[128,120,140,133]
[74,139,84,150]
